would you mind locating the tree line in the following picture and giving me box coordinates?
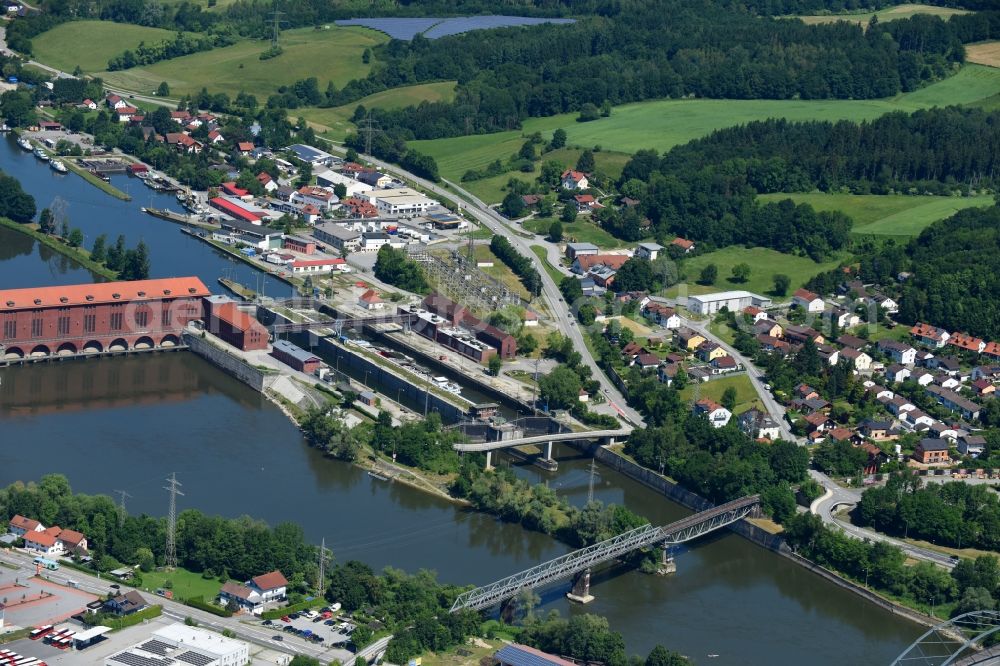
[107,32,236,71]
[0,170,37,223]
[490,235,542,297]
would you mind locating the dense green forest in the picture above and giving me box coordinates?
[658,108,1000,195]
[858,474,1000,551]
[807,205,1000,338]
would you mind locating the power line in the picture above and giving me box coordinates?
[271,0,284,50]
[113,489,132,528]
[587,458,596,504]
[163,473,184,570]
[317,537,332,596]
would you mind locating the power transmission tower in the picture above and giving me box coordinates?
[317,538,332,596]
[113,489,132,528]
[270,1,284,50]
[163,474,184,570]
[587,458,597,504]
[356,112,382,156]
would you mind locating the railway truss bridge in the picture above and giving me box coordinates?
[891,610,1000,666]
[449,495,760,613]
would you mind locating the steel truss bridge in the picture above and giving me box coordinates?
[892,611,1000,666]
[449,495,760,613]
[269,313,418,335]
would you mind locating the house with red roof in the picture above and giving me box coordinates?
[693,398,731,428]
[984,342,1000,361]
[207,129,225,144]
[8,514,44,537]
[573,194,602,213]
[237,141,255,154]
[117,106,139,123]
[670,237,695,253]
[256,172,278,192]
[911,322,950,348]
[561,170,589,190]
[948,332,985,354]
[81,98,97,110]
[106,94,126,110]
[358,288,384,310]
[792,288,824,313]
[170,110,191,124]
[24,527,63,557]
[57,529,88,554]
[248,570,288,604]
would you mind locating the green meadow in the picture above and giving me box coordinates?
[32,21,184,73]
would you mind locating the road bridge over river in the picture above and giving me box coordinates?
[450,495,760,613]
[453,428,633,469]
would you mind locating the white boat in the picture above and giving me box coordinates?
[49,160,67,173]
[432,376,449,385]
[443,382,462,394]
[33,147,49,161]
[17,136,32,151]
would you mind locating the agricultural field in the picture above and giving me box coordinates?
[304,81,457,139]
[757,192,994,236]
[789,3,969,26]
[98,26,384,99]
[966,41,1000,69]
[31,21,184,73]
[679,375,763,415]
[410,65,1000,201]
[671,246,847,298]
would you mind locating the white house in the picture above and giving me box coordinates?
[694,398,731,428]
[358,289,384,310]
[879,340,916,365]
[874,295,899,314]
[561,170,589,190]
[290,258,348,274]
[635,242,663,261]
[315,170,374,198]
[106,94,127,110]
[247,570,287,604]
[219,582,265,614]
[23,528,63,557]
[839,347,871,371]
[738,408,781,440]
[292,186,337,211]
[8,514,45,537]
[792,288,825,313]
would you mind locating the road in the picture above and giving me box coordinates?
[808,469,957,569]
[0,548,354,662]
[316,139,645,428]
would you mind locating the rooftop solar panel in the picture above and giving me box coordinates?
[174,651,213,666]
[110,651,174,666]
[140,640,173,656]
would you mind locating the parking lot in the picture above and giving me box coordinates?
[260,609,356,649]
[0,569,97,628]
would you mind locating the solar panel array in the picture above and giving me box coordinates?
[139,640,173,656]
[335,16,574,40]
[109,651,174,666]
[174,651,213,666]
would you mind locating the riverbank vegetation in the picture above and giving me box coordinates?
[0,217,118,280]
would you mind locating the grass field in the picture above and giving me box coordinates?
[757,192,994,236]
[522,216,626,248]
[304,82,457,139]
[138,567,221,602]
[471,244,531,300]
[789,3,968,26]
[98,26,384,99]
[32,21,184,73]
[966,41,1000,69]
[670,246,847,298]
[409,65,1000,201]
[680,375,763,415]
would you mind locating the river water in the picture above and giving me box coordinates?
[0,138,922,664]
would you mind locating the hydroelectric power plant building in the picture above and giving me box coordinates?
[0,277,210,361]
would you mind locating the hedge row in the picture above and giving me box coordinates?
[184,596,233,618]
[104,605,162,630]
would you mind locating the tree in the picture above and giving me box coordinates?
[106,235,127,272]
[773,273,791,296]
[136,547,155,572]
[549,219,563,242]
[645,645,688,666]
[721,386,737,411]
[68,228,84,248]
[954,587,996,617]
[156,81,170,97]
[333,183,347,199]
[600,100,612,117]
[731,263,751,283]
[539,366,582,410]
[121,240,150,281]
[699,264,717,285]
[551,128,567,150]
[576,150,595,173]
[501,191,526,219]
[362,48,372,64]
[488,354,502,377]
[38,208,54,234]
[90,234,107,263]
[577,103,600,123]
[561,202,578,223]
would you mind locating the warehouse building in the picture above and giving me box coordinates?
[686,290,772,315]
[105,622,249,666]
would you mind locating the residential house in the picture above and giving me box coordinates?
[784,325,825,345]
[817,344,840,367]
[8,514,44,537]
[693,398,732,428]
[972,378,996,397]
[247,571,288,604]
[913,439,951,465]
[886,395,916,416]
[675,327,706,351]
[256,172,278,193]
[972,365,1000,381]
[794,397,831,415]
[340,197,378,219]
[358,170,393,189]
[56,529,87,554]
[561,170,589,190]
[219,582,264,614]
[80,98,97,110]
[573,194,602,213]
[635,242,663,261]
[697,341,728,362]
[911,323,950,348]
[792,288,825,313]
[901,408,935,430]
[984,342,1000,362]
[633,353,660,371]
[104,591,148,616]
[106,94,127,110]
[753,319,782,338]
[859,419,898,441]
[670,237,695,254]
[884,364,911,383]
[738,408,781,440]
[757,334,791,355]
[23,528,63,557]
[840,347,872,372]
[711,355,739,374]
[565,242,599,260]
[827,427,853,443]
[358,289,384,310]
[804,412,834,432]
[831,308,860,329]
[929,356,961,375]
[878,340,916,365]
[293,186,337,211]
[116,106,139,123]
[948,332,986,355]
[796,384,820,401]
[857,442,889,474]
[873,295,899,314]
[958,435,987,457]
[928,421,958,442]
[926,386,982,420]
[743,306,768,323]
[658,363,680,386]
[838,334,869,350]
[911,370,935,386]
[642,302,681,329]
[206,129,225,144]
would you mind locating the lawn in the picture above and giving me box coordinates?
[757,192,994,236]
[137,567,222,602]
[680,374,763,415]
[410,64,1000,197]
[305,81,457,140]
[966,41,1000,69]
[789,3,968,26]
[99,26,384,99]
[31,21,184,73]
[672,246,846,298]
[522,215,627,249]
[471,244,531,300]
[530,245,564,284]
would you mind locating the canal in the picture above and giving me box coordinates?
[0,140,922,664]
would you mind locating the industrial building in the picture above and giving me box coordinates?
[203,296,269,351]
[405,306,498,364]
[686,291,772,315]
[362,188,436,218]
[105,622,249,666]
[0,277,209,360]
[420,294,517,358]
[271,339,321,374]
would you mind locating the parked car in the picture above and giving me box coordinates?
[263,619,273,626]
[272,635,283,641]
[281,616,291,623]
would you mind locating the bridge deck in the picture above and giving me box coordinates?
[449,495,759,613]
[453,428,632,452]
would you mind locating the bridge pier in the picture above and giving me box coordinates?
[545,441,553,461]
[658,547,676,575]
[566,568,594,604]
[485,451,493,471]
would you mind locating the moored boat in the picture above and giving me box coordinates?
[17,136,32,151]
[50,160,68,173]
[33,147,49,161]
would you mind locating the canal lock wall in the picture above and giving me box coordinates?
[184,332,272,392]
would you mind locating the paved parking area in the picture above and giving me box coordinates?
[0,569,97,628]
[262,612,355,649]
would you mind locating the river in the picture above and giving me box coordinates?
[0,138,922,664]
